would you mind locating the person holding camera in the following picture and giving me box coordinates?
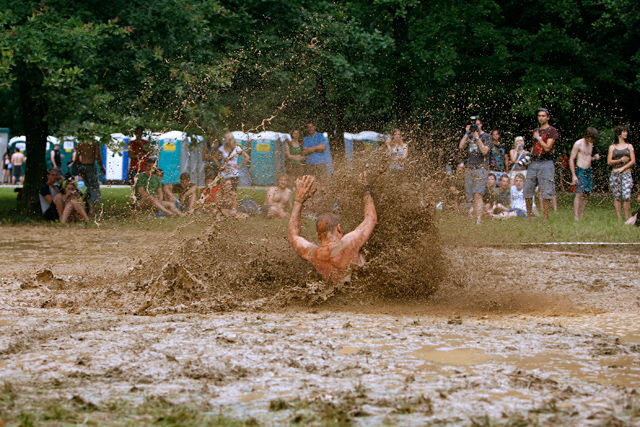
[524,108,558,223]
[459,117,493,224]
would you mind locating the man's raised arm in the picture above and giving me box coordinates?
[341,189,377,251]
[288,175,317,261]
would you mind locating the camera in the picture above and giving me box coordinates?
[518,155,531,167]
[469,124,479,133]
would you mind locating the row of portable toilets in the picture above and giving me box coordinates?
[7,131,386,186]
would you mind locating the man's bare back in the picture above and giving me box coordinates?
[288,175,377,284]
[76,141,100,165]
[11,151,25,166]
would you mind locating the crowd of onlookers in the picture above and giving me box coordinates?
[442,109,639,226]
[7,111,638,227]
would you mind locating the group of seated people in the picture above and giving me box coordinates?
[444,165,539,221]
[39,169,91,223]
[132,158,294,219]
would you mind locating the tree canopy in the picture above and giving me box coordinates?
[1,0,638,211]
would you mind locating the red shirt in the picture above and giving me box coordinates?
[129,138,150,172]
[201,185,221,204]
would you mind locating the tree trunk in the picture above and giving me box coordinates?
[17,75,49,215]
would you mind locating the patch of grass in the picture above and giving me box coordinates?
[438,193,640,245]
[2,394,261,426]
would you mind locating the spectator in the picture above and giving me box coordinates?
[214,132,248,191]
[492,174,511,213]
[164,172,199,213]
[76,137,106,216]
[202,138,220,179]
[569,127,600,221]
[285,129,306,180]
[489,130,509,180]
[509,136,529,183]
[492,173,539,220]
[2,149,10,184]
[385,128,409,170]
[50,142,63,174]
[200,175,222,213]
[302,121,330,181]
[482,173,497,216]
[459,117,493,224]
[134,159,185,217]
[607,125,635,221]
[39,169,64,221]
[524,108,558,222]
[216,178,247,218]
[127,127,151,184]
[263,174,293,219]
[60,179,90,223]
[10,147,26,185]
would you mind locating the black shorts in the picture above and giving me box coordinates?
[12,166,22,179]
[43,205,59,221]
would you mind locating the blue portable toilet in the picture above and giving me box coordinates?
[250,131,287,186]
[100,133,129,183]
[157,131,184,185]
[180,135,206,186]
[60,136,76,176]
[231,131,251,186]
[344,133,355,161]
[351,131,383,156]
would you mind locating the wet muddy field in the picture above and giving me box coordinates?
[1,224,639,426]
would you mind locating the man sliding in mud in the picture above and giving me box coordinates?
[288,175,377,284]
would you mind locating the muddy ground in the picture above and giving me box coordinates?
[0,224,639,426]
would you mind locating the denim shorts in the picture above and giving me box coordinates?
[464,168,488,202]
[524,160,555,199]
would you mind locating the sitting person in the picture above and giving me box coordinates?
[164,172,199,213]
[39,169,65,221]
[482,173,497,216]
[200,175,222,213]
[215,179,248,218]
[60,179,90,223]
[443,163,466,213]
[490,174,511,214]
[491,173,539,220]
[263,174,293,219]
[134,159,185,217]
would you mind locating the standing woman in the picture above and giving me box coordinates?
[385,128,408,170]
[285,129,305,180]
[509,136,529,184]
[607,125,635,221]
[2,149,10,184]
[213,132,248,191]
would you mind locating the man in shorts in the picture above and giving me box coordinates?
[524,108,558,223]
[76,138,106,216]
[288,175,377,284]
[459,117,493,224]
[10,147,26,185]
[569,127,600,221]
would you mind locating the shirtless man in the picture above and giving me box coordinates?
[570,127,600,221]
[76,138,106,216]
[10,148,26,184]
[263,174,293,219]
[288,175,377,284]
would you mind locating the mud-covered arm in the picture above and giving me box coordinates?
[341,192,377,252]
[288,176,316,261]
[264,186,276,206]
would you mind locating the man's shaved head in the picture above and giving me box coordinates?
[316,213,340,237]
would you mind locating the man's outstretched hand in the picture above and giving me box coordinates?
[295,175,316,203]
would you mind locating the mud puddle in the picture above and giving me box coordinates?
[1,224,640,425]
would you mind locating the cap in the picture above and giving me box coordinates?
[146,158,156,163]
